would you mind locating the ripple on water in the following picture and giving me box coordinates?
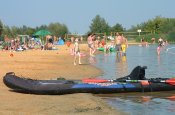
[93,45,175,115]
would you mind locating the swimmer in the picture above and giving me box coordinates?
[157,45,161,55]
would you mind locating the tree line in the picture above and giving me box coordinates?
[129,16,175,42]
[0,22,68,41]
[0,15,175,42]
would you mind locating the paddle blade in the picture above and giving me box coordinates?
[166,78,175,85]
[82,79,109,83]
[140,80,149,85]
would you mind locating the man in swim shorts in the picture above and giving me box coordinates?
[87,33,96,56]
[115,32,123,57]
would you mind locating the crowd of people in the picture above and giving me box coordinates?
[1,33,169,65]
[2,36,29,52]
[140,37,169,55]
[70,32,129,65]
[70,32,171,65]
[1,35,62,52]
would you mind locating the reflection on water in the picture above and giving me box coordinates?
[91,52,129,79]
[93,45,175,79]
[96,91,175,103]
[89,56,97,64]
[97,91,175,115]
[92,45,175,115]
[115,55,128,79]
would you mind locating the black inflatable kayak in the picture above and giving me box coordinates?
[3,66,175,95]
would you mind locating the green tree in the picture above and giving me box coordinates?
[2,25,12,37]
[11,26,21,36]
[89,15,110,34]
[0,20,3,36]
[25,27,35,36]
[129,16,175,34]
[128,16,175,42]
[10,26,35,36]
[48,22,68,37]
[110,23,124,32]
[36,25,48,31]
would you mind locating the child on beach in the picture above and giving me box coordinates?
[73,38,82,65]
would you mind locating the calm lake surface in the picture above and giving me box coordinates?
[91,44,175,115]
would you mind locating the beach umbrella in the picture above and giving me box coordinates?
[34,30,51,44]
[34,30,51,36]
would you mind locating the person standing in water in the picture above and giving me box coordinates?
[73,38,82,65]
[87,33,96,56]
[115,32,123,57]
[121,34,128,56]
[157,37,163,55]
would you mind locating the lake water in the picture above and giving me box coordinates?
[91,44,175,115]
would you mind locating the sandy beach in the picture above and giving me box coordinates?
[0,44,125,115]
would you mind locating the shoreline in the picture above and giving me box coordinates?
[0,44,125,115]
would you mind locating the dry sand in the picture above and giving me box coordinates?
[0,44,125,115]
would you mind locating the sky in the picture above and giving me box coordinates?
[0,0,174,34]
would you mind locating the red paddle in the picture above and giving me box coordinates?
[165,78,175,85]
[82,78,175,86]
[82,79,111,83]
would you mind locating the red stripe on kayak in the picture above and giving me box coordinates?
[82,79,108,83]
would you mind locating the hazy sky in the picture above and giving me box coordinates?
[0,0,174,34]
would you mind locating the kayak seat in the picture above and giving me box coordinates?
[117,66,147,81]
[132,66,146,80]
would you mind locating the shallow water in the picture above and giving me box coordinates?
[92,44,175,115]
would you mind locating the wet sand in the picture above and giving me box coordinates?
[0,44,125,115]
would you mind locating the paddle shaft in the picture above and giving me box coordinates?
[82,78,175,85]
